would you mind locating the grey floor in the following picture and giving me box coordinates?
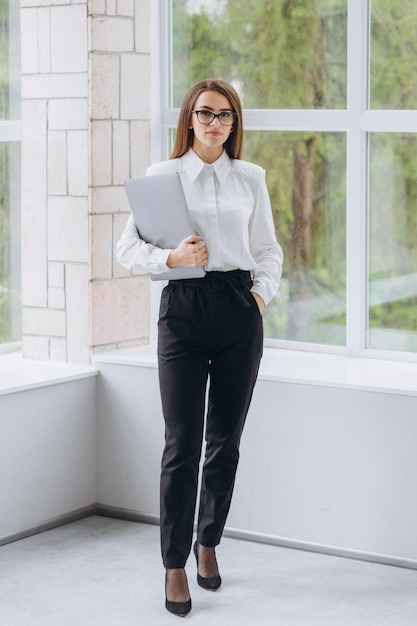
[1,517,417,625]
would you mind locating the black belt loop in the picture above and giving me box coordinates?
[169,270,252,308]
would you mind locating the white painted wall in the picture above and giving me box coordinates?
[0,376,96,541]
[96,362,163,514]
[231,378,417,562]
[95,356,417,565]
[2,354,416,566]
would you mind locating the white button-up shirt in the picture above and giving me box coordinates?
[116,149,283,305]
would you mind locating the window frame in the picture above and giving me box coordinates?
[0,0,21,351]
[0,123,21,353]
[152,0,417,362]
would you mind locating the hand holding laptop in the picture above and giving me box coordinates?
[166,235,208,270]
[124,172,206,280]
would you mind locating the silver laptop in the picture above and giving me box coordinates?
[124,173,206,281]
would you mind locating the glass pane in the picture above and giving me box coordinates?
[172,0,347,109]
[368,134,417,352]
[370,1,417,110]
[0,141,21,344]
[0,0,20,119]
[244,131,346,344]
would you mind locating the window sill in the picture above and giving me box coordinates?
[0,352,98,397]
[95,344,417,397]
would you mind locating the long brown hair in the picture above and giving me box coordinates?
[170,79,243,160]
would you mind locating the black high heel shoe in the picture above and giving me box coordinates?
[193,541,222,591]
[165,570,192,617]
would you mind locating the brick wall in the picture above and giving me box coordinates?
[21,0,151,363]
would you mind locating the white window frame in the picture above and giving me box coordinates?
[0,121,21,354]
[151,0,417,363]
[0,0,21,352]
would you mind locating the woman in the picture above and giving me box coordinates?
[116,79,283,617]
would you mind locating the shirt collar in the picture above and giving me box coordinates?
[182,149,232,185]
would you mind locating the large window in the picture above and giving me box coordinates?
[367,1,417,353]
[0,0,20,347]
[244,130,346,345]
[160,0,417,358]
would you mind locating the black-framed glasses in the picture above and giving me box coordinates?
[191,110,237,126]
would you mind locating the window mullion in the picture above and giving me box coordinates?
[345,0,369,354]
[0,121,21,142]
[243,110,348,132]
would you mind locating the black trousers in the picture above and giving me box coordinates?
[157,270,263,569]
